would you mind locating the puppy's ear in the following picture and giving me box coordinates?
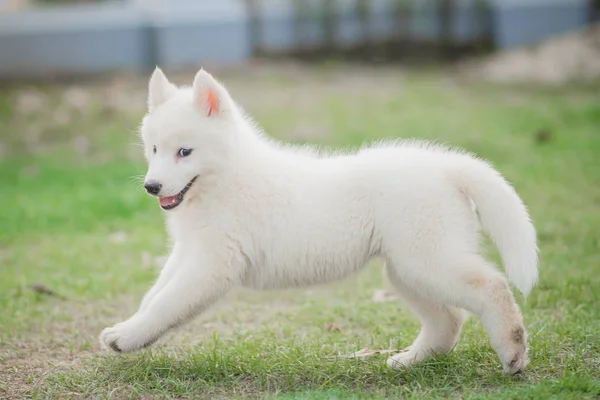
[148,67,178,112]
[192,69,232,117]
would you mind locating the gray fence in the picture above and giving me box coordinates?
[0,0,595,78]
[247,0,492,61]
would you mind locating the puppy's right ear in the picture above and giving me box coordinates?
[148,67,178,112]
[192,68,234,117]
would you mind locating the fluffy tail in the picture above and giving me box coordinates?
[455,158,539,297]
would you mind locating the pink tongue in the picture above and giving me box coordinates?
[159,196,178,207]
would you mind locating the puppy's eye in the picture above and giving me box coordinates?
[153,146,157,154]
[178,148,193,157]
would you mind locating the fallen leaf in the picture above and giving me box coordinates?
[14,89,45,116]
[63,86,90,112]
[141,251,152,269]
[29,283,66,299]
[109,231,127,243]
[324,322,343,332]
[372,289,400,303]
[552,310,565,322]
[533,128,553,144]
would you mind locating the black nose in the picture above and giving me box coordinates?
[144,181,162,195]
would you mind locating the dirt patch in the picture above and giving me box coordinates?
[460,24,600,85]
[0,297,135,398]
[0,287,314,397]
[0,263,392,397]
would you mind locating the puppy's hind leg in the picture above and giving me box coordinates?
[385,264,467,369]
[388,257,529,374]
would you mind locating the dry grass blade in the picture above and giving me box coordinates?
[371,289,400,303]
[329,348,406,359]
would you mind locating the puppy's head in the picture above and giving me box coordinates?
[139,67,236,211]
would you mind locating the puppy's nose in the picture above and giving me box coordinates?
[144,181,162,196]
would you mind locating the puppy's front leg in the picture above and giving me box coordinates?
[137,244,181,313]
[100,252,233,353]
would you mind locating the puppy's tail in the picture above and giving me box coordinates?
[454,157,538,297]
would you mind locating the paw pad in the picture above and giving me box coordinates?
[108,340,122,353]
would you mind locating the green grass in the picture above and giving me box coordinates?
[1,65,599,399]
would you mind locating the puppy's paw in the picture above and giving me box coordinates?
[99,317,155,354]
[386,349,421,370]
[503,349,529,375]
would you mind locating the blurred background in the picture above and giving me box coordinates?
[1,1,599,398]
[0,0,599,79]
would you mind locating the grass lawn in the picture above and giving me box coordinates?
[1,64,599,399]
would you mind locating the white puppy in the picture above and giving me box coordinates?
[100,68,538,375]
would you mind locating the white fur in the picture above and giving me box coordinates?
[100,68,539,374]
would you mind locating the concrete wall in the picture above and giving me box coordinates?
[490,0,589,48]
[0,0,593,78]
[0,4,148,76]
[149,1,251,67]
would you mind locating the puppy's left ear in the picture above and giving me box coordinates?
[192,69,233,117]
[148,67,178,112]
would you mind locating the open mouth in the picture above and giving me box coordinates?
[158,176,198,210]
